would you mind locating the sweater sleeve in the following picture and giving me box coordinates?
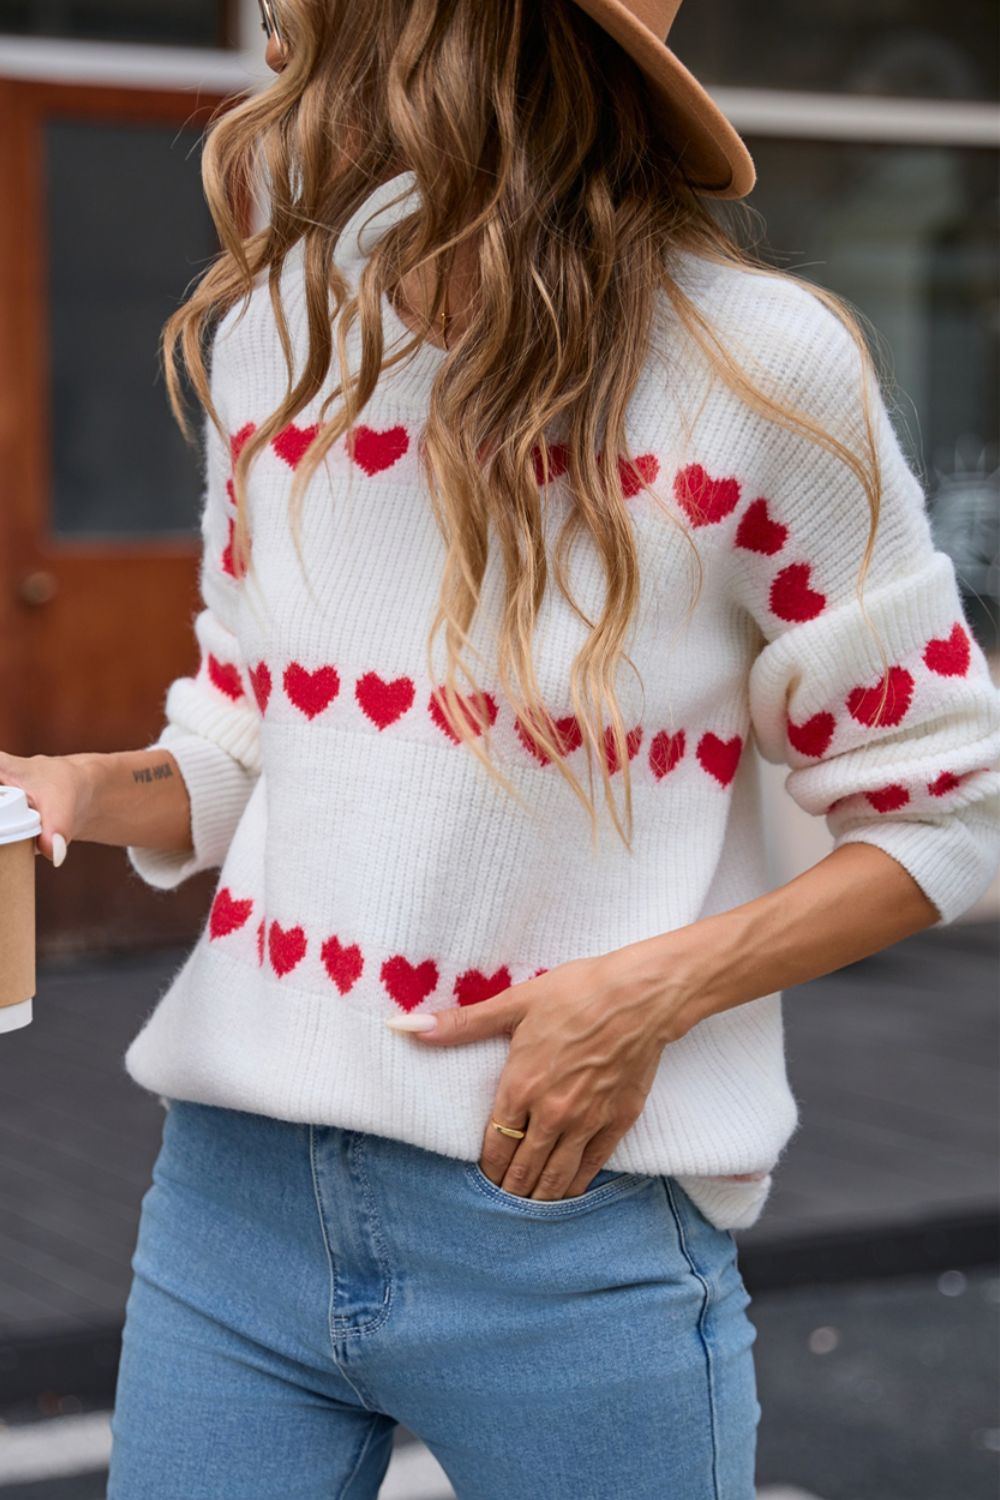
[729,297,1000,927]
[126,402,261,891]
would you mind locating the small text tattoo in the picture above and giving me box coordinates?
[133,760,175,785]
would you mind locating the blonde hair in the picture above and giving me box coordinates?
[163,0,895,851]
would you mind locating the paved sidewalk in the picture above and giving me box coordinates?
[0,919,995,1398]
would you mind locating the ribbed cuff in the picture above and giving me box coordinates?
[832,805,1000,926]
[126,727,258,891]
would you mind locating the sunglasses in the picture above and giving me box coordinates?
[258,0,285,46]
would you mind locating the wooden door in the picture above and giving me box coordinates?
[0,78,246,957]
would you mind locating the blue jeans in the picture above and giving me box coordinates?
[107,1099,761,1498]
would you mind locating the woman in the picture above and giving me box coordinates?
[5,1,999,1495]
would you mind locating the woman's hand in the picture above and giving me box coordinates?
[385,944,705,1201]
[0,750,90,865]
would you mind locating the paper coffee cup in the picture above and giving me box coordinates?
[0,785,43,1034]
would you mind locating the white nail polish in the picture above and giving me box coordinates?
[384,1013,437,1032]
[52,833,67,867]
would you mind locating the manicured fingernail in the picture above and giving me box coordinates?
[384,1013,437,1032]
[52,833,67,868]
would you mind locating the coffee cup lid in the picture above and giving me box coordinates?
[0,785,43,846]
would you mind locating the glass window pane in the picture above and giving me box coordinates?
[0,0,232,47]
[44,118,219,538]
[731,137,999,649]
[670,1,997,103]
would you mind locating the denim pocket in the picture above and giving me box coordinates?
[464,1161,653,1217]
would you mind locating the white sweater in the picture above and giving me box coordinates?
[123,169,1000,1231]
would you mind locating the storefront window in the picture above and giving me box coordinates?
[671,0,997,103]
[0,0,234,48]
[45,118,218,537]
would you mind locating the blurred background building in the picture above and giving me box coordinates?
[1,0,998,954]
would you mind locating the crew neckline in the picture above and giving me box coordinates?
[334,168,448,394]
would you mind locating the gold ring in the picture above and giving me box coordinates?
[491,1119,527,1139]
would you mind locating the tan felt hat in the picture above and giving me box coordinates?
[570,0,755,199]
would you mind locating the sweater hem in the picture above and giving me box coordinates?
[123,940,799,1233]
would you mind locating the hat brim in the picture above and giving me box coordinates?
[570,0,756,199]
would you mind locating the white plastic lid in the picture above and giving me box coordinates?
[0,785,43,846]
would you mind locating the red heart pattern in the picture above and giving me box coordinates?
[674,464,741,527]
[769,562,826,623]
[649,728,686,780]
[735,497,788,555]
[865,783,910,813]
[268,920,307,977]
[284,661,340,719]
[207,654,244,702]
[923,623,970,678]
[846,665,914,729]
[513,711,583,766]
[356,672,415,730]
[248,661,272,715]
[429,686,498,742]
[602,724,644,775]
[381,955,439,1012]
[321,935,364,995]
[697,732,743,787]
[256,918,265,966]
[454,966,512,1006]
[928,770,961,797]
[209,887,253,940]
[787,711,836,758]
[346,424,410,476]
[272,423,320,470]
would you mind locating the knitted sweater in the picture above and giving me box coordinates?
[123,169,1000,1231]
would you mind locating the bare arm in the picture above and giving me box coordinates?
[72,749,194,857]
[0,747,194,865]
[614,840,942,1042]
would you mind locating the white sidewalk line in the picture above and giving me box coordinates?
[0,1411,113,1482]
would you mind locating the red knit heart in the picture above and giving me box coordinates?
[616,452,660,500]
[735,497,788,555]
[846,665,914,728]
[321,935,364,995]
[514,712,583,765]
[865,783,910,813]
[769,562,826,622]
[673,463,741,527]
[923,622,970,677]
[221,515,236,578]
[272,422,319,470]
[787,710,836,758]
[533,967,549,977]
[207,654,244,701]
[268,920,307,977]
[532,441,570,485]
[381,954,439,1012]
[256,918,265,965]
[649,727,686,780]
[429,685,498,742]
[346,424,410,476]
[928,770,961,797]
[355,672,415,730]
[284,661,340,719]
[454,965,512,1005]
[230,422,256,466]
[209,887,253,940]
[603,724,643,775]
[697,731,743,787]
[248,660,272,715]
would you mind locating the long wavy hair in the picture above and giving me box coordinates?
[162,0,896,852]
